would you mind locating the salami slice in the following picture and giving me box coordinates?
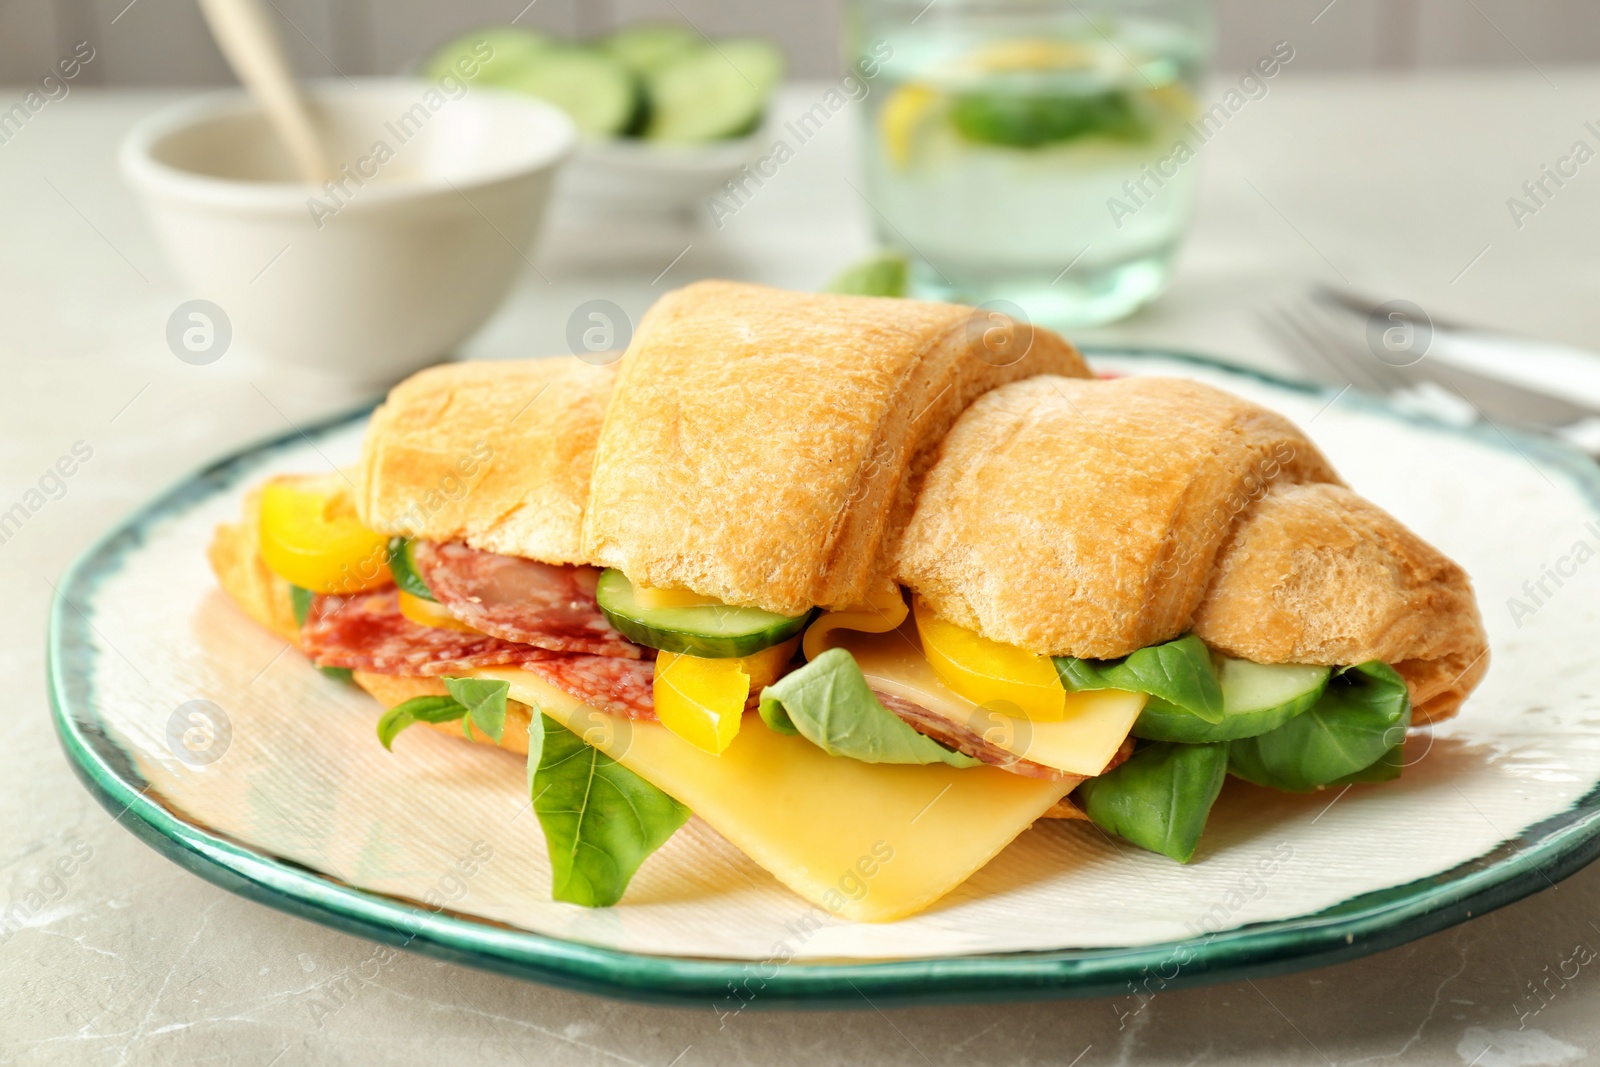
[304,588,560,676]
[874,690,1086,783]
[410,540,640,658]
[525,654,656,720]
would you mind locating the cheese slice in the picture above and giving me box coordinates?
[802,583,910,661]
[833,626,1145,778]
[470,666,1069,923]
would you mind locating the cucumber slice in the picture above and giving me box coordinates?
[645,40,784,142]
[595,569,809,657]
[423,27,552,88]
[1133,657,1330,743]
[504,47,641,137]
[603,23,700,76]
[715,38,785,96]
[386,537,435,602]
[950,89,1149,149]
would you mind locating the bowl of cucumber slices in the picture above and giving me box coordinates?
[424,23,784,221]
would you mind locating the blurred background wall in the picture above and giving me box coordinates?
[3,0,1600,85]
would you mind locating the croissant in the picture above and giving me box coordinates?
[894,374,1488,723]
[205,283,1491,924]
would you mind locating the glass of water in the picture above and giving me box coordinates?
[847,0,1214,326]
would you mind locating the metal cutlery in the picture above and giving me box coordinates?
[1260,293,1600,438]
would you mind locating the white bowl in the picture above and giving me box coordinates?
[121,79,576,384]
[553,132,765,223]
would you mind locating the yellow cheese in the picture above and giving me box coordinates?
[802,583,910,661]
[632,584,719,609]
[470,666,1069,922]
[835,626,1144,778]
[396,589,479,633]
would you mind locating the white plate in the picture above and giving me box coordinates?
[50,351,1600,1005]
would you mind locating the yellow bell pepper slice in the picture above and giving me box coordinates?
[652,639,800,755]
[258,476,390,595]
[654,652,750,755]
[912,596,1067,721]
[802,583,909,661]
[739,638,800,692]
[397,589,478,633]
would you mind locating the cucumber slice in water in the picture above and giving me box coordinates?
[603,23,700,76]
[645,40,784,142]
[950,89,1149,148]
[595,569,809,657]
[1133,657,1330,743]
[386,537,435,602]
[423,27,552,88]
[504,47,641,137]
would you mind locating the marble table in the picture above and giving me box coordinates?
[5,70,1600,1066]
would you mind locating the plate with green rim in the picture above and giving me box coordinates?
[48,349,1600,1008]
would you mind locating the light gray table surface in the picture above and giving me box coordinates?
[5,70,1600,1066]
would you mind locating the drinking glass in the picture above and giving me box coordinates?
[847,0,1214,325]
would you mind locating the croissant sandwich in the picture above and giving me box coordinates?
[209,281,1487,922]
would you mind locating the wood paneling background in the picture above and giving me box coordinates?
[1,0,1594,85]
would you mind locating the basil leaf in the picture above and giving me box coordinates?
[377,695,466,750]
[758,648,981,768]
[443,677,509,742]
[1056,634,1224,724]
[318,665,355,683]
[386,537,437,601]
[1227,661,1410,793]
[1076,741,1228,863]
[531,713,690,907]
[1329,742,1403,786]
[290,585,314,627]
[526,706,545,795]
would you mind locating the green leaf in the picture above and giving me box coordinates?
[531,713,690,907]
[1056,634,1224,724]
[823,252,908,298]
[290,585,314,627]
[386,537,437,601]
[1075,741,1228,863]
[1329,742,1404,786]
[318,665,355,684]
[376,695,466,750]
[758,648,981,767]
[1227,661,1410,793]
[526,706,546,795]
[443,677,510,743]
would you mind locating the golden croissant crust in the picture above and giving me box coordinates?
[357,358,616,565]
[581,280,1092,615]
[1191,482,1488,723]
[896,374,1486,722]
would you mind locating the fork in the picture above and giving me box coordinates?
[1259,297,1599,434]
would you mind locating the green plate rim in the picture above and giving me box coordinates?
[47,347,1600,1009]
